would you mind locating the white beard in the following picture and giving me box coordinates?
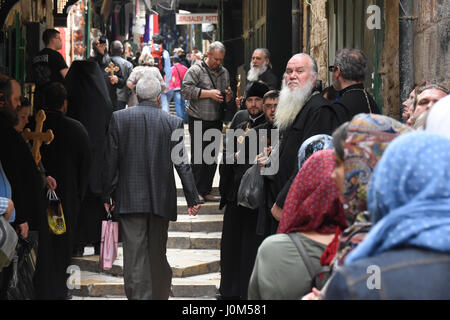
[247,61,268,82]
[275,78,316,131]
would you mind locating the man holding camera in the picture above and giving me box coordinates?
[182,41,232,203]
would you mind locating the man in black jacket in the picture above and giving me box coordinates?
[329,48,380,122]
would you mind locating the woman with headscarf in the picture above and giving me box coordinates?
[325,131,450,299]
[303,113,411,300]
[248,150,347,300]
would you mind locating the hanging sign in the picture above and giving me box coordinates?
[176,13,218,25]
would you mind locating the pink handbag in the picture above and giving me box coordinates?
[99,211,119,270]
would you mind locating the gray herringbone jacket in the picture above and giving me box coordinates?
[182,62,231,121]
[103,101,199,221]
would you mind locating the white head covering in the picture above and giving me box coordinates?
[425,94,450,138]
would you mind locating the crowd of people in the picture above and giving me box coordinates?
[0,26,449,301]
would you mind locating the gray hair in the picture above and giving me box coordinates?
[111,40,124,56]
[291,53,318,75]
[254,48,270,60]
[334,48,366,82]
[208,41,226,54]
[136,77,161,102]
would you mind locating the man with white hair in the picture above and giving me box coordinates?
[264,53,338,230]
[236,48,278,109]
[103,77,201,300]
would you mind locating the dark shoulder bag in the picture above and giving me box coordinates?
[202,62,227,120]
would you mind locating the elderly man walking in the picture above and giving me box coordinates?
[103,78,201,300]
[182,41,233,203]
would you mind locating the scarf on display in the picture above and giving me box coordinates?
[277,150,346,235]
[346,132,450,264]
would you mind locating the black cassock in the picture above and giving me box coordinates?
[65,60,113,249]
[219,112,266,299]
[39,110,91,298]
[263,92,343,236]
[0,113,53,299]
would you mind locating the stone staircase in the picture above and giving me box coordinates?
[69,195,223,299]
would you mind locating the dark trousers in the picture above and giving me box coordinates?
[219,201,264,299]
[188,116,223,196]
[120,212,171,300]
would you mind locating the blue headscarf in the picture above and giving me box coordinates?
[297,134,333,169]
[345,131,450,264]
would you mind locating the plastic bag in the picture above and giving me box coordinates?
[99,211,119,270]
[47,190,66,235]
[237,164,264,210]
[7,231,38,300]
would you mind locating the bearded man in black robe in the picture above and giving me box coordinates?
[264,54,341,232]
[65,59,113,256]
[39,82,91,298]
[218,81,269,300]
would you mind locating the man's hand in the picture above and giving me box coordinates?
[271,204,283,222]
[46,176,57,191]
[3,199,14,222]
[208,89,224,103]
[235,97,242,108]
[188,204,201,216]
[225,87,232,103]
[256,147,272,168]
[109,75,119,85]
[19,222,29,238]
[104,201,115,213]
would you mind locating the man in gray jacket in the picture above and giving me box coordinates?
[103,77,201,300]
[182,41,233,202]
[110,40,133,110]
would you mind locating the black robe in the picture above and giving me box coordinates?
[65,60,113,247]
[219,112,266,299]
[332,83,381,123]
[39,110,91,297]
[0,112,59,299]
[264,92,342,235]
[87,53,125,110]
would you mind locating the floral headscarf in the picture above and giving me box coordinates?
[278,150,347,234]
[346,132,450,264]
[342,113,411,226]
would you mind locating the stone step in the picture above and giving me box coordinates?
[71,248,220,278]
[177,198,223,215]
[169,215,223,232]
[176,187,220,197]
[70,271,220,298]
[167,232,221,250]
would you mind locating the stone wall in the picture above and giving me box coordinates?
[303,0,328,84]
[414,0,450,90]
[380,1,400,119]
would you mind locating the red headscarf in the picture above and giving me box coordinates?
[277,150,347,235]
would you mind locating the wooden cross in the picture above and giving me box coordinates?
[105,62,119,76]
[22,109,54,165]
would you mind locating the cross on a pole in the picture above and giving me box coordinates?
[105,62,119,76]
[22,109,54,165]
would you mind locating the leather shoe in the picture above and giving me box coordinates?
[198,195,205,204]
[203,194,221,202]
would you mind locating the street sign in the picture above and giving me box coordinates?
[176,13,218,25]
